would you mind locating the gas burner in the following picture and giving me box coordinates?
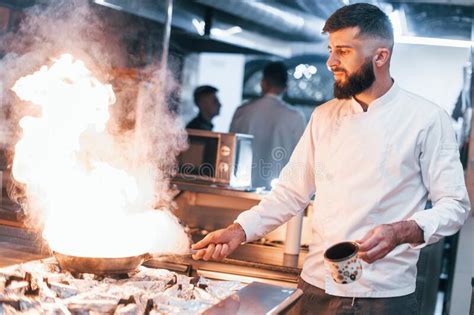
[69,271,131,281]
[0,258,244,314]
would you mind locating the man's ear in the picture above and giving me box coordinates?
[374,48,390,67]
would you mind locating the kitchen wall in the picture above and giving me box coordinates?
[180,53,245,132]
[391,43,470,115]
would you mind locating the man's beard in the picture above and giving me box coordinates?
[333,58,375,99]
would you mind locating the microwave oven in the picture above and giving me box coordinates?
[175,129,253,188]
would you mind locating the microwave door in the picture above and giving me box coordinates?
[178,135,219,181]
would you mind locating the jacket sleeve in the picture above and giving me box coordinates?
[409,109,471,247]
[235,112,317,241]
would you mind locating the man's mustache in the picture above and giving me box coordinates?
[331,67,347,73]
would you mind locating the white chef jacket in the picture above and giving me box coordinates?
[230,94,306,189]
[235,83,470,297]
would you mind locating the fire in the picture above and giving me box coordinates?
[11,54,189,258]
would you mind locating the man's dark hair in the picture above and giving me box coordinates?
[262,61,288,89]
[322,3,394,46]
[193,85,218,105]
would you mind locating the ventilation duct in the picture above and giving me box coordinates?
[195,0,326,42]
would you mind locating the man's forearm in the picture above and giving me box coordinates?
[390,220,424,245]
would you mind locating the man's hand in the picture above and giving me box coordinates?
[191,223,246,261]
[357,220,424,264]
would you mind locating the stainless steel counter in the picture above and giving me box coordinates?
[203,282,303,314]
[145,243,307,288]
[171,180,269,201]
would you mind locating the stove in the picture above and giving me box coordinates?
[0,258,244,314]
[0,257,303,314]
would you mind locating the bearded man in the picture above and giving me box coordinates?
[192,3,470,314]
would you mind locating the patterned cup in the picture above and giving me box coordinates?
[324,241,362,284]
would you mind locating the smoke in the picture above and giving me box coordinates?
[0,0,190,256]
[0,0,121,150]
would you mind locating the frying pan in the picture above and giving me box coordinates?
[54,250,198,275]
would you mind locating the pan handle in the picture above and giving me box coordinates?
[142,249,199,261]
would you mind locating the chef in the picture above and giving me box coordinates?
[192,3,470,314]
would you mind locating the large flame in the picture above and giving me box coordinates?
[11,54,188,258]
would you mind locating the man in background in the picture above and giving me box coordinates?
[186,85,221,131]
[230,61,306,189]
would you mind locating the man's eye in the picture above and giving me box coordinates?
[339,50,349,56]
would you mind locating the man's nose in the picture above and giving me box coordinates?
[326,53,339,70]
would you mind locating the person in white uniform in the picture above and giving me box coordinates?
[192,3,470,314]
[230,61,306,190]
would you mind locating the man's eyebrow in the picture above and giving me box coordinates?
[328,45,354,49]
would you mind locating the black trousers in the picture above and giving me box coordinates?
[288,278,418,315]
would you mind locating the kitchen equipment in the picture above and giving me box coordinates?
[176,129,253,188]
[0,258,246,314]
[284,212,304,255]
[203,282,303,314]
[54,249,198,275]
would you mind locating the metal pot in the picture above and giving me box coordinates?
[54,250,196,275]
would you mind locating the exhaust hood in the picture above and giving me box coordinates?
[92,0,323,58]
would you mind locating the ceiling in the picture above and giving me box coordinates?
[255,0,474,41]
[1,0,472,58]
[397,2,472,40]
[1,0,472,42]
[189,0,473,55]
